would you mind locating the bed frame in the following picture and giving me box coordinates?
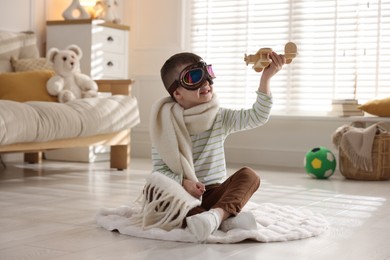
[0,79,134,170]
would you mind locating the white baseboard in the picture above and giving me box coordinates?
[1,153,23,163]
[45,147,110,163]
[130,127,151,158]
[224,146,305,168]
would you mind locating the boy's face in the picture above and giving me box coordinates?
[172,62,214,109]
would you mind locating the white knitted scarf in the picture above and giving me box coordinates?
[149,95,219,182]
[129,171,202,231]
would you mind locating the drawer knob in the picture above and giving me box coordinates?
[107,61,114,67]
[107,36,114,42]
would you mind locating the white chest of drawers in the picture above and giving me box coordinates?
[46,19,129,79]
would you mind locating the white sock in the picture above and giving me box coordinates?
[186,209,222,242]
[220,211,257,232]
[210,208,222,230]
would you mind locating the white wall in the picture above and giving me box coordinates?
[0,0,35,31]
[1,0,388,168]
[0,0,46,55]
[126,0,188,160]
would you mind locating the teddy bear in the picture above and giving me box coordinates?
[46,45,98,103]
[94,0,121,24]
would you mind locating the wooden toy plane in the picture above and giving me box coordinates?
[244,42,297,72]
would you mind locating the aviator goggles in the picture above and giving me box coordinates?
[168,61,216,96]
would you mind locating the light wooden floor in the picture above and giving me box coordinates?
[0,157,389,260]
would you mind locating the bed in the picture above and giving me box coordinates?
[0,31,140,170]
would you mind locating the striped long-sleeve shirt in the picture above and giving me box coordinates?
[151,91,273,185]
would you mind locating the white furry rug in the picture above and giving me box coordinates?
[96,202,328,243]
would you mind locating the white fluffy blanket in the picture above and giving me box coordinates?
[96,202,328,243]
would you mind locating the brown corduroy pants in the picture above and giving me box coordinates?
[186,167,261,218]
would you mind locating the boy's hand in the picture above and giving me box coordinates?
[182,179,206,199]
[262,51,286,80]
[258,51,286,94]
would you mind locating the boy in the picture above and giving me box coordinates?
[149,51,286,241]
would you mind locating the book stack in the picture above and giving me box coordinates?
[330,99,364,117]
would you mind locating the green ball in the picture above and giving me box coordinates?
[304,146,336,179]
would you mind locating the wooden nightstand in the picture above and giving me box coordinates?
[95,79,133,95]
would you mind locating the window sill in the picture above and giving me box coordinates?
[270,113,390,123]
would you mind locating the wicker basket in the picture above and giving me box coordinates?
[339,133,390,181]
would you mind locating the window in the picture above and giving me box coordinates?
[189,0,390,114]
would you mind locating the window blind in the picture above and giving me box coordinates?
[190,0,390,114]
